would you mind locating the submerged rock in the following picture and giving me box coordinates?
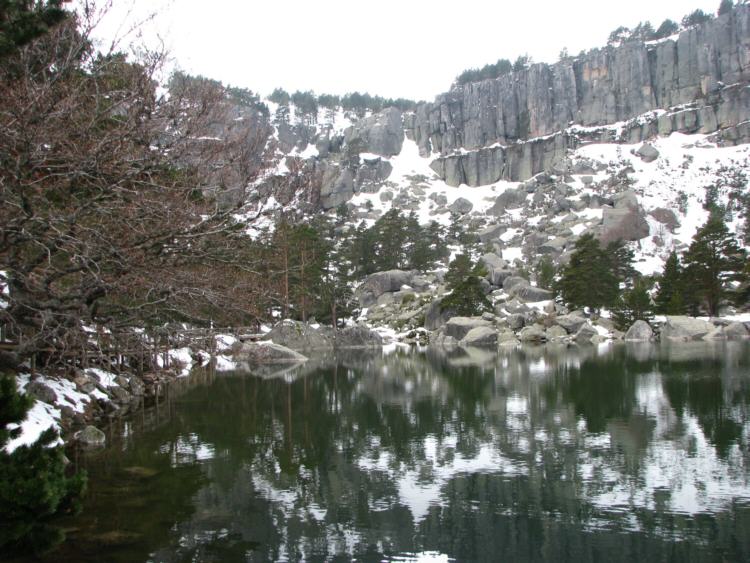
[238,341,309,364]
[335,326,383,348]
[262,320,333,351]
[76,425,106,447]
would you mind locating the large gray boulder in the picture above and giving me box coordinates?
[424,298,456,331]
[448,197,474,215]
[555,314,587,334]
[601,207,650,242]
[635,142,660,162]
[724,321,750,340]
[335,326,383,348]
[444,317,493,341]
[356,270,414,307]
[624,320,654,341]
[262,320,333,351]
[503,276,529,291]
[238,341,309,364]
[75,426,106,447]
[489,187,528,216]
[518,325,546,343]
[344,107,404,157]
[26,381,57,404]
[459,326,498,347]
[574,323,599,342]
[509,284,554,302]
[660,316,715,341]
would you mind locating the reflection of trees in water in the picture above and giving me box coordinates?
[49,344,750,561]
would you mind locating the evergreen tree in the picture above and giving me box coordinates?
[0,376,85,555]
[555,234,618,313]
[718,0,735,16]
[682,9,711,28]
[653,19,679,39]
[682,213,746,315]
[535,256,556,290]
[0,0,68,58]
[442,254,491,317]
[654,251,685,314]
[612,278,655,330]
[605,240,636,288]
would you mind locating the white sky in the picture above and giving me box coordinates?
[91,0,724,102]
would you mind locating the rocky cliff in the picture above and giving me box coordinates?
[409,6,750,186]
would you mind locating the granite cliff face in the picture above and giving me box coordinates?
[408,6,750,186]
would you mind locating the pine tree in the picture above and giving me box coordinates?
[535,256,556,290]
[718,0,735,16]
[555,234,618,313]
[605,240,636,289]
[0,376,86,555]
[0,0,68,58]
[612,278,655,330]
[682,212,746,315]
[654,251,685,314]
[442,254,491,316]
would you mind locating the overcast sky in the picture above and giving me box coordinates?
[92,0,724,102]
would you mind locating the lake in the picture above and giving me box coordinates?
[35,342,750,562]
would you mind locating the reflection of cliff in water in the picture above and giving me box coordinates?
[37,343,750,562]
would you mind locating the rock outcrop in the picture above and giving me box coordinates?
[238,341,309,364]
[262,320,334,351]
[410,7,750,185]
[660,316,715,341]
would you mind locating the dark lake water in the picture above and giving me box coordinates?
[36,342,750,562]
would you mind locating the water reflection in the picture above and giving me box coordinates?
[37,343,750,562]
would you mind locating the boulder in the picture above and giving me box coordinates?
[503,276,529,291]
[601,207,650,242]
[574,323,598,342]
[479,224,506,243]
[489,187,527,215]
[509,285,554,302]
[507,313,526,331]
[636,142,660,162]
[335,326,383,348]
[518,325,546,343]
[424,298,456,331]
[460,326,498,347]
[660,316,715,341]
[356,270,414,307]
[262,320,333,351]
[555,314,587,334]
[490,268,514,286]
[480,253,505,270]
[546,325,568,340]
[624,320,654,341]
[448,197,474,215]
[26,381,57,404]
[444,317,493,341]
[238,341,309,364]
[75,425,106,447]
[724,321,750,340]
[539,237,568,255]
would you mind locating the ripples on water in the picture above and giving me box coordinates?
[29,341,750,562]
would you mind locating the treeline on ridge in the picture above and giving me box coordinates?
[453,1,739,87]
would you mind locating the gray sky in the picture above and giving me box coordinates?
[93,0,725,102]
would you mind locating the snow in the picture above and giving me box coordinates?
[5,374,93,453]
[502,247,523,262]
